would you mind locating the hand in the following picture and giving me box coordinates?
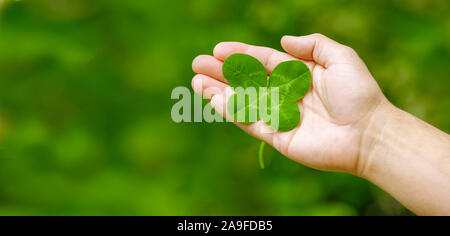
[192,34,450,215]
[192,33,386,175]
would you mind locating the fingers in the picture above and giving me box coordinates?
[213,42,315,73]
[191,74,228,100]
[281,33,360,68]
[192,55,227,83]
[208,87,234,122]
[192,41,319,86]
[192,42,316,148]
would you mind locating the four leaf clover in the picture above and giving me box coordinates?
[223,53,311,132]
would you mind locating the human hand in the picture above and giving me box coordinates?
[192,33,450,215]
[192,34,386,175]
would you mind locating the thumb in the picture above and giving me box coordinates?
[281,33,359,68]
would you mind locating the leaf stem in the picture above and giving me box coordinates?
[258,141,266,169]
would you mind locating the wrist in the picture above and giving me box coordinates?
[354,98,450,215]
[356,98,400,179]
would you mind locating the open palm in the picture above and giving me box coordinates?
[192,34,386,174]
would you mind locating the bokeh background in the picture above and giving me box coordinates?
[0,0,448,216]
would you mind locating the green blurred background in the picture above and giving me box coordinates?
[0,0,448,216]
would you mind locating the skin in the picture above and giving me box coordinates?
[191,33,450,216]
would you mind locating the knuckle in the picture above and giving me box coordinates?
[311,33,326,39]
[340,45,358,57]
[344,45,356,53]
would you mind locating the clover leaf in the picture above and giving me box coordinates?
[223,53,311,169]
[223,54,267,123]
[223,53,311,132]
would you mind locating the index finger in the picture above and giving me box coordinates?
[213,42,316,73]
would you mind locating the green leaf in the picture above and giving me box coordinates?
[223,54,267,123]
[224,53,311,132]
[263,99,301,132]
[223,53,267,89]
[265,60,311,131]
[269,60,311,103]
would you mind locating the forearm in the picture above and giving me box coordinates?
[359,99,450,216]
